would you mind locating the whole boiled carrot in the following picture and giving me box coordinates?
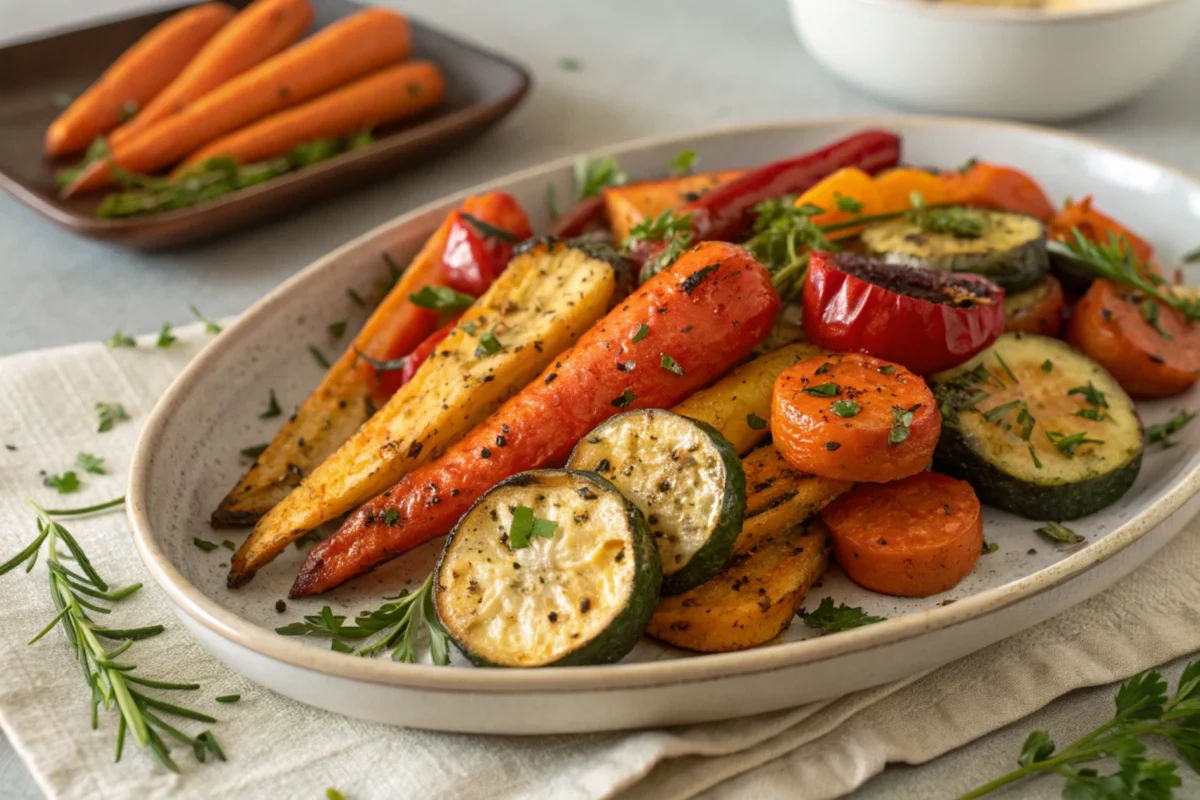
[174,61,444,174]
[289,241,782,597]
[61,7,412,197]
[44,3,234,157]
[110,0,314,147]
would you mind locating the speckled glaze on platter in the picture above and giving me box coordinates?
[126,117,1200,734]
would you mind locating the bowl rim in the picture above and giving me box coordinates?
[127,113,1200,695]
[817,0,1185,24]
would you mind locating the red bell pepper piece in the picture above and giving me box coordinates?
[803,251,1006,375]
[398,317,458,386]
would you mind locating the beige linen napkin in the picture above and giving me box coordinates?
[1,324,1198,800]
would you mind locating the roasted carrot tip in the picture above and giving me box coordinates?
[771,353,940,483]
[820,472,984,597]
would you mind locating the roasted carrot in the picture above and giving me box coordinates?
[873,167,948,213]
[603,170,744,244]
[771,353,940,483]
[289,241,782,596]
[820,472,983,597]
[175,61,444,173]
[794,167,883,237]
[942,162,1056,221]
[109,0,313,148]
[1067,278,1200,397]
[1048,196,1154,264]
[61,7,412,196]
[44,3,234,157]
[1004,274,1064,337]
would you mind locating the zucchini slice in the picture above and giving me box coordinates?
[435,470,660,668]
[862,210,1049,293]
[931,333,1143,520]
[567,409,746,595]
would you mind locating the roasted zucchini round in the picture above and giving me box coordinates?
[861,209,1049,293]
[567,409,746,595]
[434,470,661,668]
[931,333,1143,520]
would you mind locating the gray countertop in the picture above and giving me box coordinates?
[2,1,1199,797]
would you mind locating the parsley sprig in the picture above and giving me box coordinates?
[801,597,886,634]
[1048,229,1200,321]
[573,155,627,200]
[625,209,694,283]
[908,192,985,238]
[1146,411,1196,449]
[0,498,226,771]
[743,197,837,303]
[957,660,1200,799]
[275,574,449,665]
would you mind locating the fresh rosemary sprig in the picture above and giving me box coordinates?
[1048,229,1200,321]
[957,660,1200,799]
[1146,411,1196,449]
[275,573,450,664]
[0,498,226,771]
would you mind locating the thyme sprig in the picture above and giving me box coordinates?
[0,498,225,771]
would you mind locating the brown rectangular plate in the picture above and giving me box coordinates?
[0,0,530,250]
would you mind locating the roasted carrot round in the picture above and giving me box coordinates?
[1067,278,1200,397]
[175,61,444,173]
[943,162,1055,221]
[771,353,940,483]
[110,0,313,148]
[820,472,983,597]
[45,2,234,157]
[873,167,948,214]
[62,7,412,196]
[1004,274,1064,337]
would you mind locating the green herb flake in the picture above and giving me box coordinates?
[831,399,860,418]
[327,320,347,339]
[1035,521,1085,545]
[1145,410,1195,448]
[1140,298,1174,340]
[667,149,697,177]
[612,389,636,408]
[632,323,650,343]
[802,382,840,397]
[76,452,105,475]
[557,56,583,71]
[156,322,176,349]
[346,288,366,307]
[410,285,476,310]
[660,354,684,376]
[461,213,518,244]
[801,597,885,634]
[4,444,15,451]
[1040,359,1053,373]
[381,509,400,525]
[877,365,897,376]
[475,331,502,357]
[260,389,282,419]
[888,404,919,445]
[308,346,331,369]
[746,413,768,431]
[573,155,627,200]
[189,304,222,335]
[834,193,864,213]
[814,362,832,375]
[1045,430,1105,457]
[327,789,348,800]
[983,400,1022,424]
[96,402,129,433]
[1028,445,1043,469]
[994,351,1018,384]
[508,506,557,550]
[982,540,999,554]
[908,194,985,238]
[240,443,268,459]
[221,540,236,551]
[193,538,219,552]
[105,329,136,348]
[215,695,240,704]
[44,471,81,494]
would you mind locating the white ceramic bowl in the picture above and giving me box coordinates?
[788,0,1200,121]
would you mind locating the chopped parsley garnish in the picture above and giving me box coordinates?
[461,212,518,243]
[994,351,1018,384]
[222,540,236,550]
[667,149,697,177]
[1028,445,1043,469]
[982,540,999,554]
[105,329,136,348]
[558,56,583,71]
[43,471,80,494]
[193,537,219,552]
[660,354,684,376]
[802,382,839,397]
[381,509,400,525]
[632,323,650,343]
[215,695,240,704]
[475,330,502,357]
[347,288,366,307]
[626,210,695,281]
[908,192,985,238]
[834,193,863,213]
[240,443,268,459]
[508,506,558,550]
[1145,410,1195,448]
[877,364,897,376]
[1140,299,1174,340]
[814,362,832,375]
[156,322,176,349]
[260,389,282,419]
[1046,430,1105,457]
[308,345,330,368]
[1041,359,1053,373]
[1067,382,1108,408]
[327,320,347,339]
[75,452,105,475]
[801,597,885,634]
[889,404,919,445]
[746,413,768,431]
[189,304,222,335]
[612,389,636,408]
[409,285,475,310]
[831,399,860,418]
[1035,521,1085,545]
[95,402,128,433]
[573,155,627,200]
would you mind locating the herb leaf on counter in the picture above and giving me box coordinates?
[96,402,129,433]
[106,330,136,348]
[76,452,105,475]
[667,149,697,177]
[43,471,80,494]
[156,323,176,349]
[189,305,222,335]
[573,155,627,200]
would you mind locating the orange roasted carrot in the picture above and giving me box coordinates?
[109,0,313,148]
[44,3,234,157]
[771,353,940,483]
[1047,196,1154,265]
[942,162,1056,221]
[61,7,412,196]
[174,61,444,173]
[289,241,782,596]
[819,472,983,597]
[1067,279,1200,397]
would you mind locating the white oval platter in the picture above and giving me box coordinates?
[127,116,1200,734]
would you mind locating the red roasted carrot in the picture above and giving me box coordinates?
[289,241,782,596]
[820,472,983,597]
[44,3,234,157]
[110,0,313,147]
[61,7,412,196]
[174,61,444,173]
